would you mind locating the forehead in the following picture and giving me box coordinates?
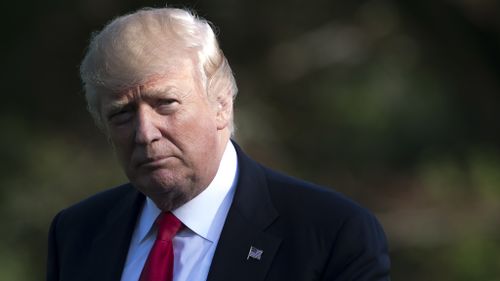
[100,56,204,104]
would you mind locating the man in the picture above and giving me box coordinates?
[47,7,390,281]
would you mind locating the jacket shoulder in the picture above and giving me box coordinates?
[262,166,371,221]
[59,183,138,218]
[51,183,142,238]
[260,166,390,279]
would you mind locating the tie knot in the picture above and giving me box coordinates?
[156,212,182,241]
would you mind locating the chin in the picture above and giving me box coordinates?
[131,172,200,210]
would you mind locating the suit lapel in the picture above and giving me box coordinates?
[87,185,144,281]
[207,142,281,281]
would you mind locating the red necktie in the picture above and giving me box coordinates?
[140,212,182,281]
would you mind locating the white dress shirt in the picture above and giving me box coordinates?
[120,142,239,281]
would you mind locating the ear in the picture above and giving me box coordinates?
[214,92,233,130]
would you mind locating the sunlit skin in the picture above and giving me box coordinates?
[99,57,232,211]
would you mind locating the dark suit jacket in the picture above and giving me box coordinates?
[47,143,390,281]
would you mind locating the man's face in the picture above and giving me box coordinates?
[100,58,227,210]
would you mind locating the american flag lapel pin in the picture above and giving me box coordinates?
[247,246,264,260]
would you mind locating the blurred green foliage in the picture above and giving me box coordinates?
[1,0,499,280]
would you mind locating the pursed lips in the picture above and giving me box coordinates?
[135,155,174,168]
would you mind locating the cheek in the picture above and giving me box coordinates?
[173,103,218,136]
[170,110,218,157]
[109,130,134,162]
[188,114,217,141]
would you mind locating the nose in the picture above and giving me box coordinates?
[134,105,162,145]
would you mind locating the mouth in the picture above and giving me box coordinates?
[136,156,174,169]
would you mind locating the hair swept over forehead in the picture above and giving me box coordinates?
[80,7,237,131]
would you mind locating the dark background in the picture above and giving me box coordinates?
[1,0,500,280]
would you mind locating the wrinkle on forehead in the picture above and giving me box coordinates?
[102,76,196,111]
[113,55,200,96]
[103,79,178,108]
[98,55,207,113]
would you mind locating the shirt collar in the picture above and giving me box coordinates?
[136,141,238,243]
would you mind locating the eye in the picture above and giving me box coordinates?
[108,108,134,125]
[156,98,179,114]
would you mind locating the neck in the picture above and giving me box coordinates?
[152,133,231,211]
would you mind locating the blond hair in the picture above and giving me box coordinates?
[80,7,238,132]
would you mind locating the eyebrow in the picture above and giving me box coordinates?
[101,84,188,115]
[141,86,191,101]
[103,99,131,116]
[142,85,180,96]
